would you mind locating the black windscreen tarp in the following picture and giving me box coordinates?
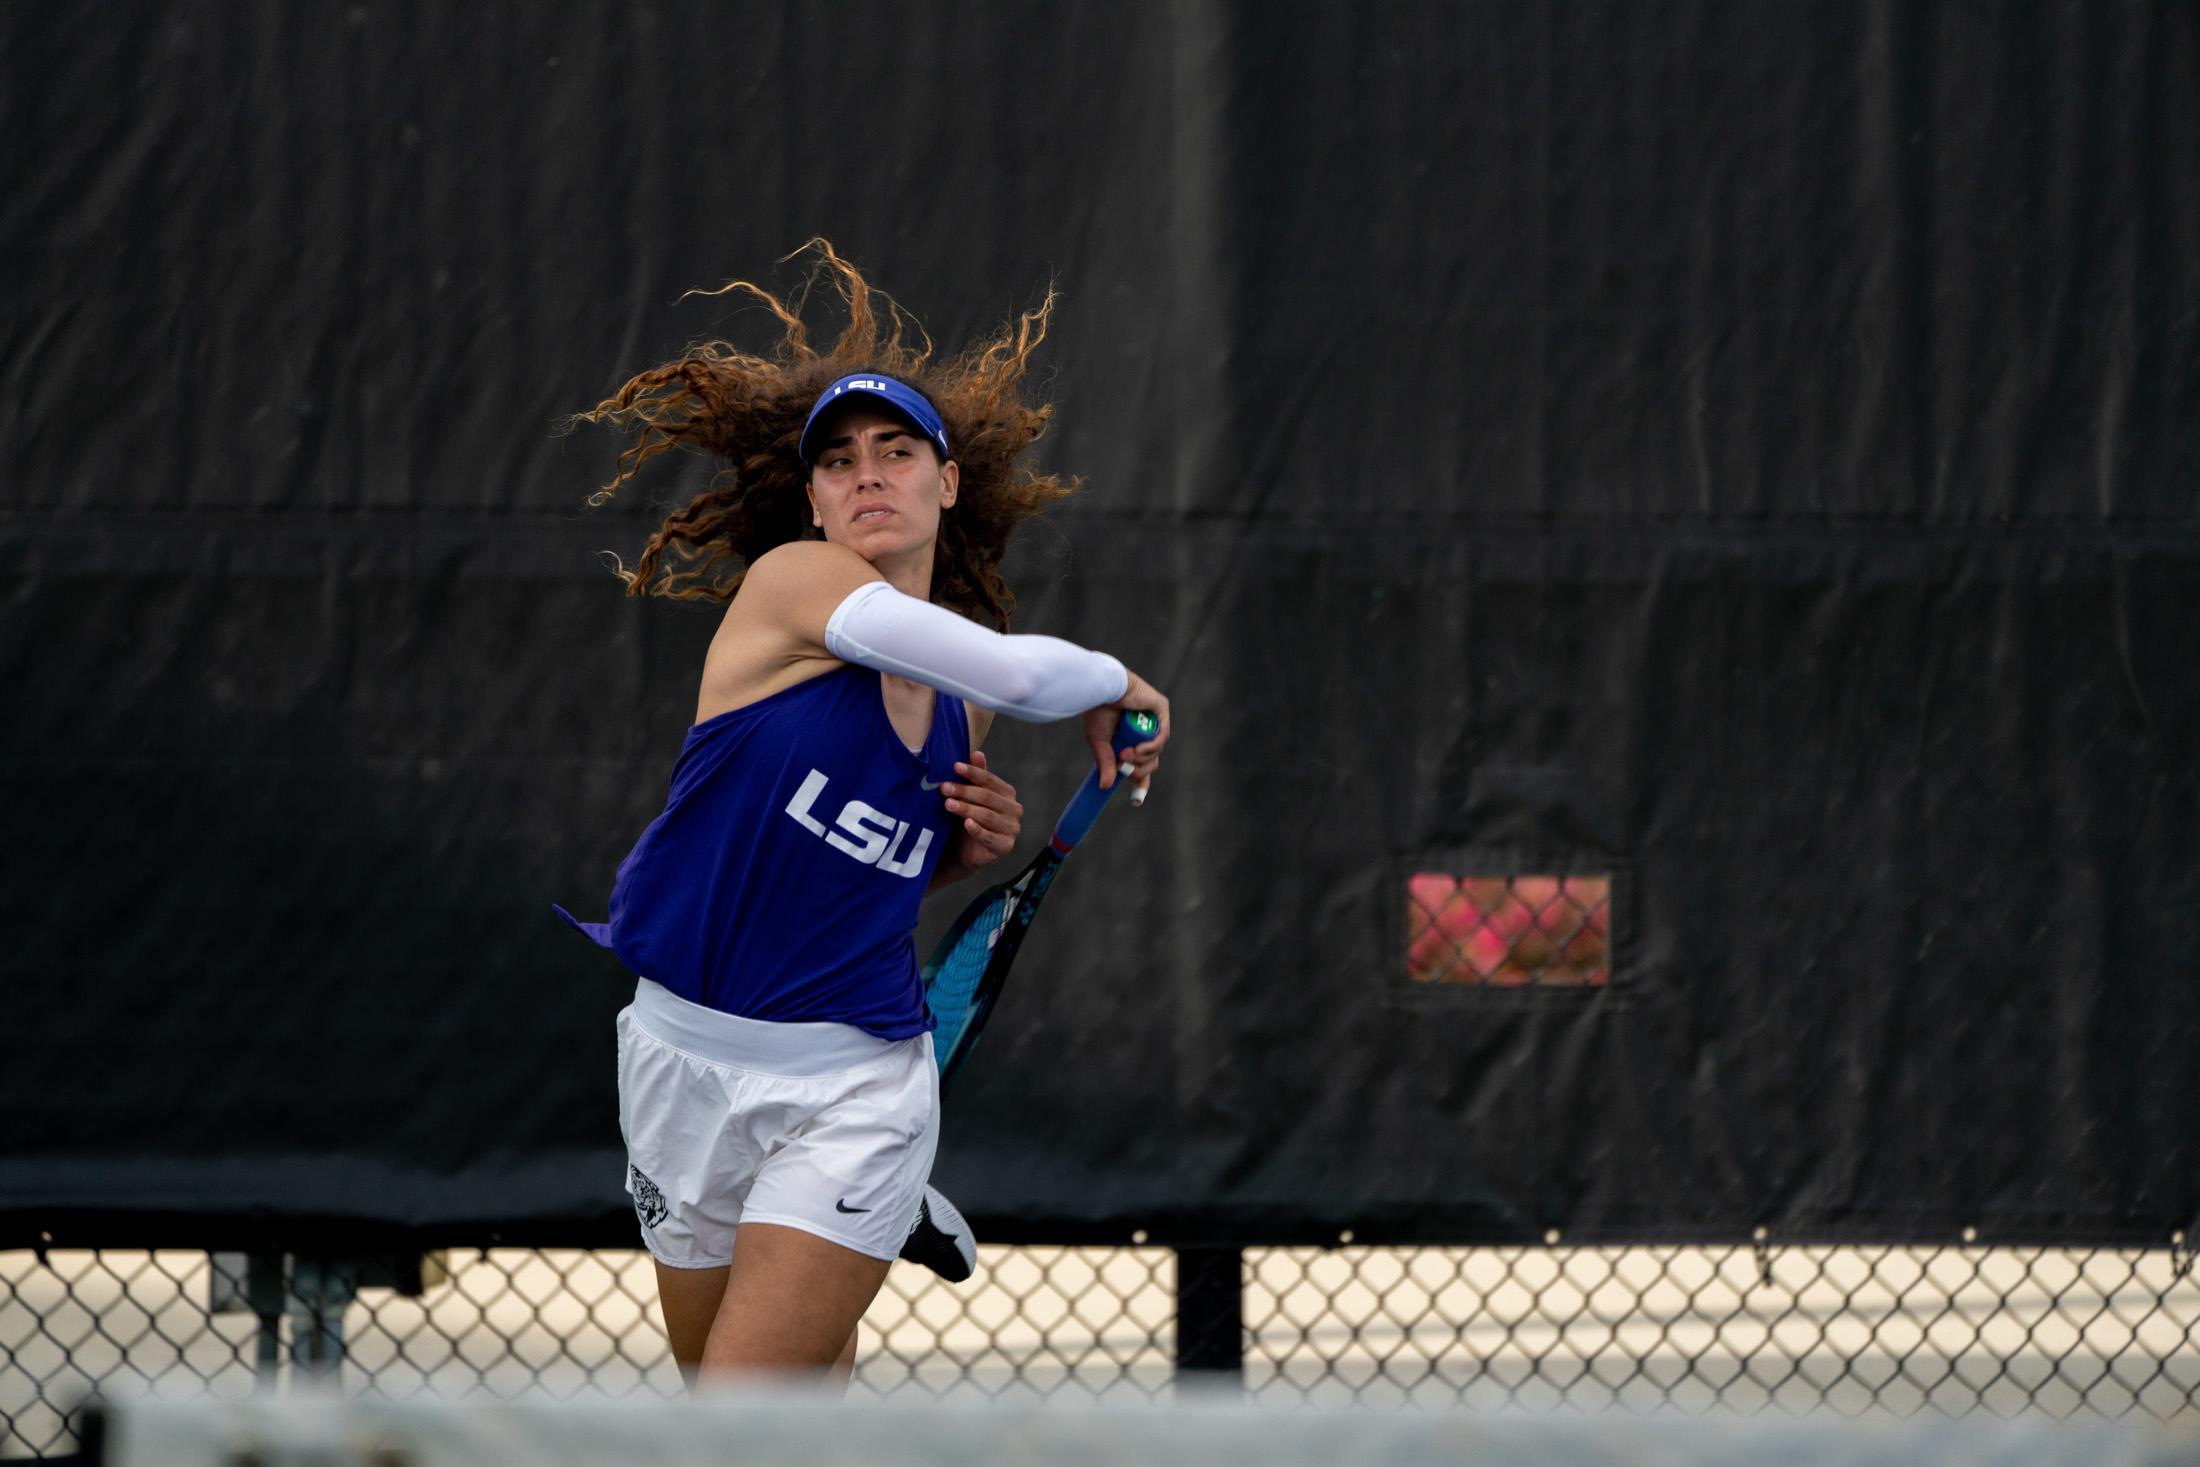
[2,2,2194,1249]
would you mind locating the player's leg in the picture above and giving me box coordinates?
[705,1031,939,1378]
[761,1176,965,1390]
[619,987,937,1380]
[700,1221,893,1376]
[618,1000,752,1386]
[650,1252,866,1385]
[651,1261,730,1387]
[833,1327,860,1382]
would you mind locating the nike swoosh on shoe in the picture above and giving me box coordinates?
[900,1184,976,1283]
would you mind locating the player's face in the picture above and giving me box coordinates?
[805,406,959,561]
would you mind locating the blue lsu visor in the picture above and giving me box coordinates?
[797,373,952,465]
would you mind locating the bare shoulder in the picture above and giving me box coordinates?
[736,540,880,614]
[721,540,884,648]
[694,542,879,722]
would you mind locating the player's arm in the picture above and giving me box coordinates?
[734,538,1170,791]
[739,540,1170,788]
[820,560,1170,794]
[739,539,1122,718]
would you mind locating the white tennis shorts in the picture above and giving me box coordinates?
[615,979,938,1268]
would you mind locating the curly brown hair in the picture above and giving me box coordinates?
[570,239,1071,630]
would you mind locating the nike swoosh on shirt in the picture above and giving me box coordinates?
[836,1199,872,1214]
[919,777,943,791]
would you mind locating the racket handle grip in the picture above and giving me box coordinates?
[1050,710,1158,851]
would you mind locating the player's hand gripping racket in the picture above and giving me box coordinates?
[923,710,1158,1088]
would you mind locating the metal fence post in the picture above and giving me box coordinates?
[248,1253,286,1385]
[287,1256,357,1380]
[1173,1246,1243,1381]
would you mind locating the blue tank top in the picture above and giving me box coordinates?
[555,665,968,1039]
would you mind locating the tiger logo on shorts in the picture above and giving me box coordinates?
[629,1163,669,1229]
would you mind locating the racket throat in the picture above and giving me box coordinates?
[987,894,1022,949]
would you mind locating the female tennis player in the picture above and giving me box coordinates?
[556,243,1169,1385]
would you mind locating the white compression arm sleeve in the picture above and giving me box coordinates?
[823,580,1129,722]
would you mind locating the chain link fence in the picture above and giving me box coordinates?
[5,1239,2197,1459]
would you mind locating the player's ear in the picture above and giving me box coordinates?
[939,459,959,509]
[806,483,824,529]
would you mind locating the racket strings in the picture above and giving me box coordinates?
[924,893,1015,1041]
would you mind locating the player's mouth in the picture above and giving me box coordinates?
[852,507,895,525]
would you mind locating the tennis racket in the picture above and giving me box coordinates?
[923,710,1158,1088]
